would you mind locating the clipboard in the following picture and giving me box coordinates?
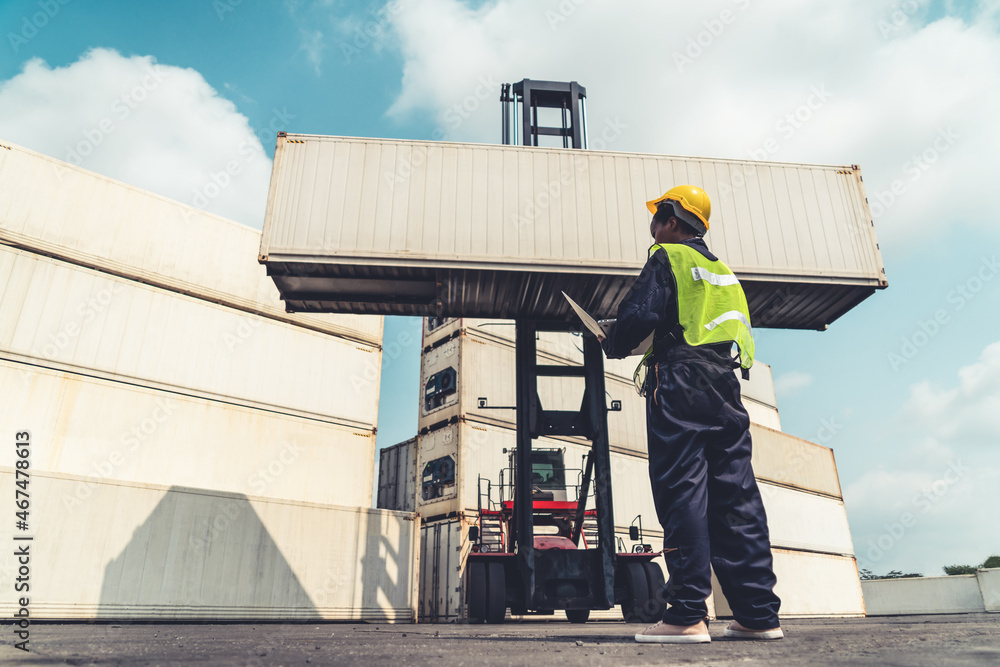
[562,292,608,339]
[562,292,653,356]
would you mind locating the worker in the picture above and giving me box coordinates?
[600,185,782,644]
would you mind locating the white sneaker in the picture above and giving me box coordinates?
[723,622,783,640]
[634,620,711,644]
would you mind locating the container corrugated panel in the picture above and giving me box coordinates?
[261,135,887,327]
[861,575,986,616]
[378,439,418,512]
[419,517,469,623]
[0,246,380,430]
[2,359,376,507]
[758,484,855,556]
[0,469,419,621]
[0,142,382,346]
[713,549,865,618]
[751,426,842,498]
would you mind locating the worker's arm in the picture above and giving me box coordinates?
[601,249,675,359]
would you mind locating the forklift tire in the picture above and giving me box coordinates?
[641,561,667,622]
[486,562,507,624]
[565,609,590,623]
[468,561,487,623]
[620,562,650,624]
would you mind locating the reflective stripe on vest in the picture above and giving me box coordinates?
[691,266,740,287]
[632,243,755,393]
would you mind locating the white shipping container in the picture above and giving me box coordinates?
[0,470,419,621]
[430,317,779,415]
[0,246,381,430]
[0,142,382,346]
[0,359,376,507]
[419,329,780,456]
[415,420,661,537]
[413,419,853,556]
[420,329,848,498]
[713,549,865,618]
[758,484,855,556]
[751,426,842,499]
[861,575,986,616]
[261,134,886,329]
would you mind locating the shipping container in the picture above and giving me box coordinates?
[415,419,661,536]
[0,246,381,430]
[418,328,780,453]
[406,419,851,557]
[0,469,419,621]
[0,142,382,346]
[378,438,418,512]
[758,484,855,556]
[714,549,865,618]
[750,425,842,498]
[1,359,376,507]
[420,516,470,622]
[861,575,986,616]
[260,134,886,328]
[422,316,781,422]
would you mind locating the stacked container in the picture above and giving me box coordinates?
[0,143,417,621]
[380,317,864,621]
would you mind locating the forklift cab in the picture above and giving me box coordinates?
[514,448,568,502]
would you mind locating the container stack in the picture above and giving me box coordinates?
[379,316,864,621]
[0,143,418,621]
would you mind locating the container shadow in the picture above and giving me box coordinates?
[97,486,317,620]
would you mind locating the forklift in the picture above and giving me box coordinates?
[448,81,670,625]
[470,437,665,624]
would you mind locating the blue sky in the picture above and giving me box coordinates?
[1,0,997,577]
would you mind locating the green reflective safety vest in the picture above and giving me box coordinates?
[632,243,755,392]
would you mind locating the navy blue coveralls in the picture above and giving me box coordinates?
[602,237,781,629]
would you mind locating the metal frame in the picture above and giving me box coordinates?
[502,79,587,149]
[512,320,615,611]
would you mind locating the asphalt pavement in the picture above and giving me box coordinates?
[2,613,998,666]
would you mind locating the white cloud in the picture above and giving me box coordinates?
[774,370,814,396]
[0,48,271,227]
[902,341,1000,443]
[378,0,1000,247]
[844,340,1000,575]
[298,29,326,75]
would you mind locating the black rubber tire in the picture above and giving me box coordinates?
[640,561,667,623]
[486,561,506,624]
[468,561,487,623]
[620,562,650,624]
[565,609,591,624]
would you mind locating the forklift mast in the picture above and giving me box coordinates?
[463,80,664,624]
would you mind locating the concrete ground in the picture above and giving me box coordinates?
[2,614,998,666]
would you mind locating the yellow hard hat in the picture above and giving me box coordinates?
[646,185,711,234]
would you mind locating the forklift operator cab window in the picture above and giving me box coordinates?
[531,454,566,490]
